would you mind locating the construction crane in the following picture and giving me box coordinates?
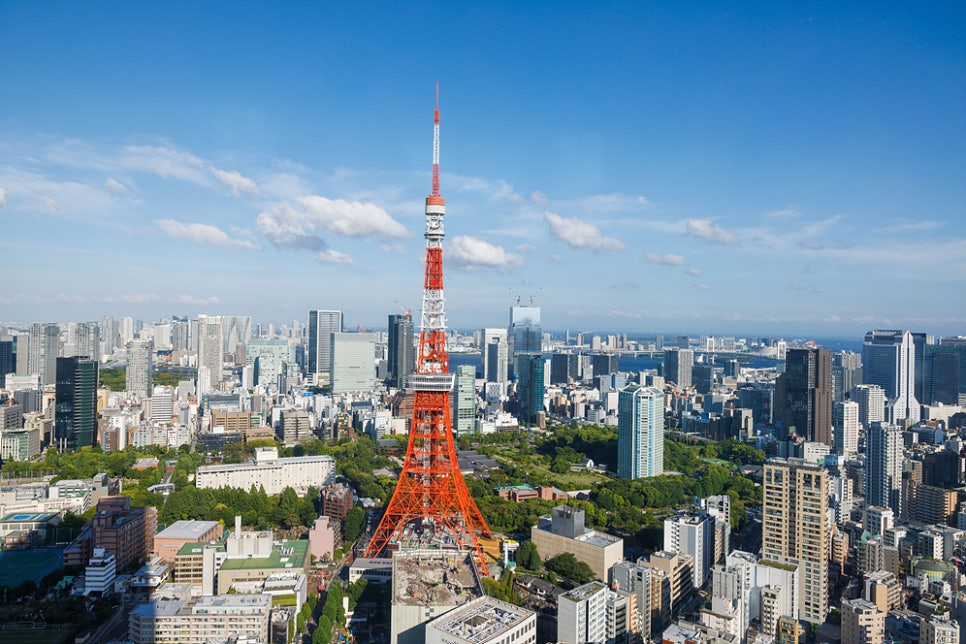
[394,300,412,318]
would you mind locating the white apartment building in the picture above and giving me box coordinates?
[195,448,335,494]
[425,596,537,644]
[128,594,270,644]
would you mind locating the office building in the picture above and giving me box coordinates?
[153,520,223,562]
[832,351,863,403]
[27,322,61,385]
[221,315,251,354]
[308,309,342,384]
[551,352,579,385]
[775,348,833,445]
[664,511,713,589]
[509,306,541,358]
[245,339,296,388]
[866,423,904,517]
[591,353,619,379]
[196,315,224,395]
[387,313,415,389]
[126,339,154,398]
[0,340,13,387]
[425,596,536,644]
[664,348,693,388]
[617,384,664,479]
[841,598,885,644]
[128,594,271,644]
[452,364,477,436]
[195,447,335,494]
[67,322,100,361]
[516,353,544,424]
[482,328,509,384]
[834,400,860,459]
[531,506,623,582]
[863,330,920,423]
[329,332,376,393]
[762,458,828,625]
[54,356,99,450]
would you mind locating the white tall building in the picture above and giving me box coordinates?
[330,333,376,394]
[482,328,509,384]
[920,614,960,644]
[452,364,477,436]
[851,385,886,428]
[664,513,713,589]
[86,546,117,595]
[617,385,664,479]
[308,310,342,385]
[834,400,860,459]
[715,550,800,640]
[197,315,224,394]
[863,330,920,423]
[126,339,154,398]
[425,597,536,644]
[866,423,904,517]
[221,315,252,354]
[558,581,608,644]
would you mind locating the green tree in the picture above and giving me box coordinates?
[545,552,595,584]
[515,540,541,570]
[343,506,366,543]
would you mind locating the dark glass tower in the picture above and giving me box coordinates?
[516,353,545,424]
[55,357,99,450]
[775,348,833,446]
[386,313,415,389]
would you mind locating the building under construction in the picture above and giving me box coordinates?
[390,549,483,644]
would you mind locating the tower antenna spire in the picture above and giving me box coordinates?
[365,86,491,576]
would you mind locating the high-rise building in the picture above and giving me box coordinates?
[308,310,342,384]
[54,356,99,450]
[126,339,154,398]
[452,364,477,436]
[67,322,100,360]
[245,339,296,388]
[841,599,885,644]
[329,333,376,394]
[863,330,921,423]
[663,348,693,388]
[775,348,833,445]
[515,353,545,424]
[387,314,415,389]
[482,328,509,384]
[196,315,224,395]
[832,351,863,403]
[919,614,960,644]
[221,315,252,354]
[937,336,966,401]
[664,512,713,589]
[591,353,619,379]
[851,384,886,428]
[866,423,904,517]
[551,352,579,385]
[617,385,664,479]
[0,340,13,387]
[509,306,541,358]
[762,458,828,625]
[28,322,61,385]
[834,400,859,460]
[557,581,608,644]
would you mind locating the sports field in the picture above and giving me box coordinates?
[0,624,73,644]
[0,549,62,588]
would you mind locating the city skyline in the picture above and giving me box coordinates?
[1,3,964,336]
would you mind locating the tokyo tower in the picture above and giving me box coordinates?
[364,86,491,575]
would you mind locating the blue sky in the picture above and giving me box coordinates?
[1,2,964,337]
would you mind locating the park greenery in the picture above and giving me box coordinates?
[545,552,596,585]
[98,367,186,392]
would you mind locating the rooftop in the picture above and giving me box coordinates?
[428,596,534,643]
[563,581,607,602]
[219,539,308,571]
[0,512,60,523]
[156,519,220,540]
[392,549,483,607]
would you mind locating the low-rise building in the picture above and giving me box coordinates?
[154,519,223,562]
[195,448,335,494]
[530,506,623,582]
[128,593,271,644]
[425,596,537,644]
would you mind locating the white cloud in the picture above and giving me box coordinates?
[696,283,711,290]
[40,195,58,214]
[105,178,126,193]
[531,190,549,205]
[119,145,208,185]
[687,267,702,276]
[544,212,625,251]
[104,293,163,304]
[449,235,524,271]
[256,196,408,250]
[646,252,686,266]
[315,249,353,266]
[579,193,649,212]
[686,219,737,244]
[0,186,6,210]
[767,206,801,220]
[210,167,258,197]
[156,218,261,250]
[888,219,945,232]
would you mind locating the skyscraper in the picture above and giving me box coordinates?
[387,313,415,389]
[55,356,99,450]
[762,458,829,625]
[508,306,541,358]
[851,384,886,427]
[329,332,376,394]
[515,353,545,425]
[663,348,693,388]
[833,400,859,460]
[196,315,224,395]
[126,339,154,398]
[863,330,920,423]
[550,352,579,385]
[28,322,61,385]
[865,422,904,517]
[452,364,477,435]
[221,315,252,355]
[832,351,862,403]
[776,348,833,445]
[617,384,664,479]
[308,310,342,385]
[481,328,509,384]
[0,340,13,388]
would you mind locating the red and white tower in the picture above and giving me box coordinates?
[364,86,491,574]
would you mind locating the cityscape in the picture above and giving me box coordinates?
[1,4,965,644]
